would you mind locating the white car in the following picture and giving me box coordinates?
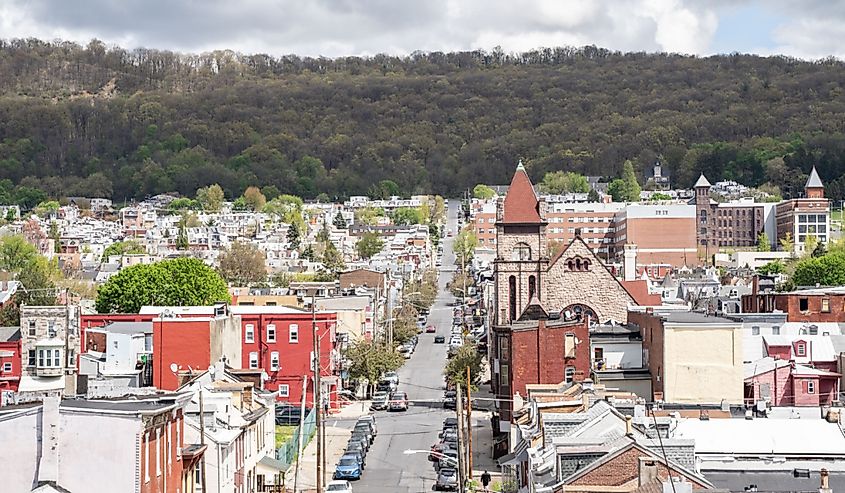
[383,371,399,386]
[327,479,353,492]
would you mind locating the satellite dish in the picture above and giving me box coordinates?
[169,363,179,373]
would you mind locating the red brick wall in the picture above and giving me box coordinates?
[140,410,184,493]
[745,294,845,323]
[746,365,792,406]
[0,340,21,392]
[510,319,589,396]
[566,447,709,490]
[628,311,664,399]
[153,319,212,390]
[792,377,820,407]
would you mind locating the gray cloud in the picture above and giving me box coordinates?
[0,0,842,59]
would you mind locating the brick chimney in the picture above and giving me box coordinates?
[820,468,832,493]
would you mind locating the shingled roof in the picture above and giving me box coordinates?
[502,161,542,223]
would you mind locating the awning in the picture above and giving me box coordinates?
[18,375,64,393]
[497,440,529,466]
[257,455,286,473]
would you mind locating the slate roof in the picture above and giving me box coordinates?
[501,161,542,223]
[694,174,712,188]
[806,166,824,188]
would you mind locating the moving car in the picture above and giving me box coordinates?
[388,391,409,411]
[370,391,389,411]
[426,325,437,333]
[333,456,362,480]
[327,479,354,492]
[434,467,458,490]
[434,335,446,344]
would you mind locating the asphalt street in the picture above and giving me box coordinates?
[351,200,461,493]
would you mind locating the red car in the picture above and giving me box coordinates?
[426,325,436,333]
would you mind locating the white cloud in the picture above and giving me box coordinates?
[0,0,840,59]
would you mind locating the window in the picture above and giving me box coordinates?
[565,366,576,383]
[528,276,536,299]
[809,325,819,336]
[822,298,830,313]
[28,350,35,366]
[289,324,299,343]
[278,384,290,397]
[28,320,35,336]
[156,428,162,476]
[245,324,255,343]
[2,362,11,372]
[270,351,280,371]
[772,326,780,335]
[799,298,809,312]
[500,363,510,388]
[267,324,276,343]
[145,432,150,482]
[796,343,806,357]
[751,326,760,336]
[249,352,259,369]
[53,349,60,367]
[512,242,531,261]
[508,276,517,323]
[807,381,815,394]
[266,301,277,306]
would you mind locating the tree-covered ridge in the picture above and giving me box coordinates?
[1,38,845,202]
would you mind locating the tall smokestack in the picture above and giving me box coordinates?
[624,244,638,281]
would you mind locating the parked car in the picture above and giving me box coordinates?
[345,441,366,459]
[327,479,354,492]
[370,391,389,411]
[353,423,374,444]
[357,415,378,436]
[348,434,370,452]
[376,379,397,393]
[388,391,409,411]
[383,371,399,386]
[333,456,362,480]
[275,403,310,425]
[434,448,459,471]
[443,390,456,410]
[434,335,445,344]
[342,450,366,469]
[426,325,437,333]
[434,467,458,490]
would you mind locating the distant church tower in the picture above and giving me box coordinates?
[693,174,716,254]
[494,161,549,325]
[805,166,825,199]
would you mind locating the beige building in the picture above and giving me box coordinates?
[18,305,81,398]
[630,309,743,405]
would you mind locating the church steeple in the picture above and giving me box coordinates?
[805,166,825,198]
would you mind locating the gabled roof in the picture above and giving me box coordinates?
[501,161,542,223]
[694,174,712,188]
[517,296,549,321]
[806,166,824,188]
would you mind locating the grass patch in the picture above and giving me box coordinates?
[275,425,297,449]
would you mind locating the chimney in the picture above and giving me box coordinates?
[39,395,61,483]
[624,244,638,281]
[820,468,832,493]
[638,458,659,486]
[626,415,634,436]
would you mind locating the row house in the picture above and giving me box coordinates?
[0,392,203,493]
[743,286,845,322]
[121,206,158,237]
[744,356,840,407]
[0,327,21,394]
[17,305,81,400]
[180,365,281,493]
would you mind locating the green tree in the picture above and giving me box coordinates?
[168,197,199,212]
[176,223,189,250]
[449,270,475,299]
[48,221,60,253]
[472,184,496,199]
[286,223,300,249]
[453,229,478,266]
[321,242,345,276]
[607,179,627,202]
[102,240,146,261]
[356,232,384,259]
[354,207,384,226]
[391,207,423,225]
[344,339,404,396]
[758,260,785,275]
[541,171,590,194]
[300,243,315,261]
[34,200,60,217]
[757,232,771,252]
[621,160,642,201]
[444,344,485,393]
[95,257,230,313]
[218,241,267,286]
[648,192,673,201]
[368,180,401,200]
[261,185,281,202]
[333,211,347,230]
[587,188,600,202]
[792,251,845,287]
[780,232,795,254]
[196,184,225,212]
[0,235,38,272]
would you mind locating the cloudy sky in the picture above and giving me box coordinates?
[1,0,843,60]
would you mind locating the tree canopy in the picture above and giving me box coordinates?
[355,232,384,259]
[472,184,496,199]
[540,171,590,194]
[95,257,229,313]
[2,41,845,202]
[101,240,146,261]
[217,241,267,286]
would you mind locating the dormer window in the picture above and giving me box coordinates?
[796,342,806,357]
[512,243,531,261]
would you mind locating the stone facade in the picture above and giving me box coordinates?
[19,305,80,382]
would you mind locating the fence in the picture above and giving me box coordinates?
[276,407,317,470]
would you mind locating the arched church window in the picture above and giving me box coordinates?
[528,275,536,299]
[508,276,517,323]
[512,243,531,261]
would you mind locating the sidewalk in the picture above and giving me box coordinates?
[285,401,371,492]
[469,373,503,492]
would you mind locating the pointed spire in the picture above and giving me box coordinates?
[516,159,525,171]
[693,174,711,188]
[806,166,823,188]
[502,161,541,223]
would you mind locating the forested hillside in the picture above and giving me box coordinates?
[1,38,845,204]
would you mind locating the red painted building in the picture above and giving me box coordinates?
[742,287,845,322]
[235,308,338,408]
[0,327,21,393]
[492,300,590,420]
[745,357,840,407]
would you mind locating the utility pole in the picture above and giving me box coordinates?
[466,365,473,481]
[199,390,207,493]
[312,295,323,493]
[456,383,466,493]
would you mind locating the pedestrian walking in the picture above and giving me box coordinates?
[481,470,492,491]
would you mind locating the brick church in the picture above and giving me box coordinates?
[489,163,647,422]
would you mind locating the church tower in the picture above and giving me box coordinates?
[494,161,548,325]
[805,166,825,199]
